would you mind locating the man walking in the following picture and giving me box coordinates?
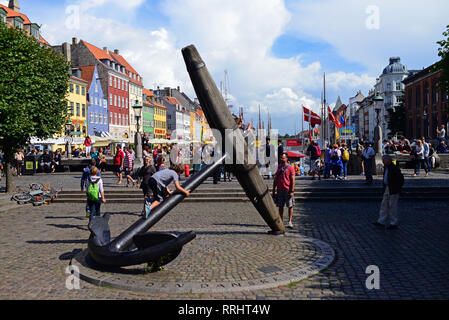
[362,142,375,184]
[373,155,404,230]
[272,153,296,229]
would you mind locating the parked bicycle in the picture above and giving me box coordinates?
[11,183,62,206]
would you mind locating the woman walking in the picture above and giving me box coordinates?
[98,147,107,173]
[123,148,136,187]
[413,140,428,177]
[330,144,343,180]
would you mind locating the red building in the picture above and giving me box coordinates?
[403,64,448,139]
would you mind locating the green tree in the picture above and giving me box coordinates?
[0,23,70,193]
[387,91,406,136]
[435,24,449,112]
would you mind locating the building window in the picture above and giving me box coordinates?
[76,103,80,116]
[104,99,107,108]
[14,17,24,29]
[109,94,113,106]
[115,113,117,125]
[118,114,121,126]
[386,83,391,92]
[109,76,112,87]
[114,95,117,106]
[69,84,74,93]
[416,85,421,109]
[82,104,86,117]
[433,82,439,105]
[81,87,86,95]
[396,82,401,91]
[70,102,74,115]
[114,77,116,88]
[424,83,429,106]
[110,112,113,124]
[0,10,6,23]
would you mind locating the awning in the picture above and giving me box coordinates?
[285,151,306,159]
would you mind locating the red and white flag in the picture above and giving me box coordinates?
[303,106,321,126]
[327,105,342,128]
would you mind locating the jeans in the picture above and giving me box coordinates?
[425,157,432,171]
[415,158,428,175]
[332,164,341,178]
[87,198,102,220]
[324,163,331,178]
[364,158,373,184]
[342,161,348,177]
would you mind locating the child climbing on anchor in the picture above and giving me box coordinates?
[143,163,191,219]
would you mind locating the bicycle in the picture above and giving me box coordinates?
[11,183,62,206]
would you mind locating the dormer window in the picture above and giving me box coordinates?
[0,8,6,23]
[14,16,24,29]
[30,23,40,39]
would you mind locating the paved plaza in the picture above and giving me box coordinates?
[0,171,448,300]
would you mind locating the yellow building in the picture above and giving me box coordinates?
[153,97,167,139]
[67,76,89,138]
[50,76,88,152]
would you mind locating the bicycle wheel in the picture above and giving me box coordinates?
[12,193,32,203]
[30,183,44,191]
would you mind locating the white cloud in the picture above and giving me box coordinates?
[288,0,447,73]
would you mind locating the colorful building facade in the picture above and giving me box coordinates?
[153,97,167,139]
[77,65,109,137]
[67,75,89,138]
[142,88,155,138]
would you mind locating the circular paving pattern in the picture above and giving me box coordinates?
[71,226,335,293]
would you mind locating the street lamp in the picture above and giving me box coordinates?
[373,91,384,127]
[64,120,73,159]
[132,99,143,168]
[372,91,384,173]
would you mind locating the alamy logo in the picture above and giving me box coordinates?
[65,265,80,290]
[365,5,380,30]
[65,5,80,30]
[365,265,380,290]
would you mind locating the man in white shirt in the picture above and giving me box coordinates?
[436,125,446,142]
[362,142,375,184]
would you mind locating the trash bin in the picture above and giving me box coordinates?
[24,155,38,175]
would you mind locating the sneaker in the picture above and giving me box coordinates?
[287,221,293,229]
[143,198,152,219]
[361,172,365,175]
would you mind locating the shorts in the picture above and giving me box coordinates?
[277,190,295,208]
[311,158,320,172]
[148,178,168,202]
[113,165,122,173]
[124,167,132,176]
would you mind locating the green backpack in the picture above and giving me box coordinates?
[87,179,99,201]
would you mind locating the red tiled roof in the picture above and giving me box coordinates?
[164,96,180,105]
[77,65,96,87]
[0,4,31,24]
[70,76,89,84]
[109,51,143,86]
[143,88,154,97]
[0,4,50,46]
[82,40,113,61]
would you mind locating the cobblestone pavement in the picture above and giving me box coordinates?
[0,193,448,299]
[1,168,449,193]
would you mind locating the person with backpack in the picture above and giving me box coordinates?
[306,141,321,180]
[330,144,343,180]
[340,143,350,180]
[85,167,106,221]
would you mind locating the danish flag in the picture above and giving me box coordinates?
[303,106,321,126]
[328,105,342,128]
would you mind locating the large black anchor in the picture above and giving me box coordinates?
[87,154,227,268]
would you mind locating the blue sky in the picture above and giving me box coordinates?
[3,0,447,134]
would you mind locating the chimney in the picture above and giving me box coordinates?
[177,86,180,92]
[8,0,20,13]
[114,49,120,55]
[103,47,108,53]
[62,42,71,62]
[72,37,78,46]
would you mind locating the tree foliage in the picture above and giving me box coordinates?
[0,22,70,191]
[387,91,406,136]
[0,23,70,150]
[435,24,449,111]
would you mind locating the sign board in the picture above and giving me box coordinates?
[339,126,355,139]
[286,139,303,147]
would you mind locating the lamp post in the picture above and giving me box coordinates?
[372,91,384,174]
[132,100,143,169]
[64,121,73,159]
